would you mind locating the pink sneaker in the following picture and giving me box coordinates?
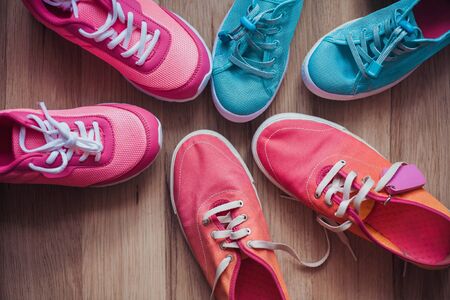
[252,113,450,269]
[22,0,212,102]
[0,102,162,187]
[170,130,327,300]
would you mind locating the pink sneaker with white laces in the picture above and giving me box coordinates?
[22,0,212,102]
[0,102,162,187]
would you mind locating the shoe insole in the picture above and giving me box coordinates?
[234,257,284,300]
[364,202,450,265]
[414,0,450,39]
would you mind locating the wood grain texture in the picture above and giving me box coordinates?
[0,0,449,299]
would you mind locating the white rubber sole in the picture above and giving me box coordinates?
[251,113,384,195]
[128,13,213,102]
[210,6,290,123]
[301,18,417,101]
[94,118,163,188]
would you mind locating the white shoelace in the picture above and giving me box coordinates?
[203,200,329,300]
[314,160,404,257]
[19,102,103,174]
[43,0,160,65]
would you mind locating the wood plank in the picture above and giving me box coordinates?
[311,1,395,299]
[0,0,449,299]
[0,0,6,110]
[162,0,220,299]
[287,1,394,299]
[1,1,84,300]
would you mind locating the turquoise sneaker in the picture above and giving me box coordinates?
[302,0,450,101]
[212,0,304,122]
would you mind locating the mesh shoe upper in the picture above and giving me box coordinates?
[22,0,212,100]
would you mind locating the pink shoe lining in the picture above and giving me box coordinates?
[364,202,450,265]
[234,255,284,300]
[414,0,450,39]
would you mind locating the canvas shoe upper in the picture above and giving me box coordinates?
[302,0,450,100]
[22,0,212,101]
[170,130,327,300]
[0,102,161,187]
[252,113,450,269]
[212,0,304,122]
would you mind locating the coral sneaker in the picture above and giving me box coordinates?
[170,130,325,300]
[302,0,450,100]
[252,113,450,269]
[0,102,161,187]
[212,0,304,122]
[22,0,212,101]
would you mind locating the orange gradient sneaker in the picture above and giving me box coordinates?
[170,130,326,300]
[252,113,450,269]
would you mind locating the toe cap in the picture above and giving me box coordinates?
[306,39,359,95]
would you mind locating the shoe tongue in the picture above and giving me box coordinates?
[44,0,152,52]
[11,125,47,159]
[76,0,109,28]
[241,1,282,63]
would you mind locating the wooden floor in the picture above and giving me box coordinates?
[1,0,449,299]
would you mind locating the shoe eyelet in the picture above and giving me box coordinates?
[202,218,210,226]
[210,231,216,238]
[274,40,280,47]
[242,214,248,221]
[220,242,226,250]
[227,254,233,262]
[247,240,253,248]
[314,192,321,199]
[340,160,346,164]
[325,200,333,207]
[384,195,392,206]
[238,200,244,207]
[246,228,252,235]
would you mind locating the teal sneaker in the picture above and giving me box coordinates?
[302,0,450,101]
[212,0,304,122]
